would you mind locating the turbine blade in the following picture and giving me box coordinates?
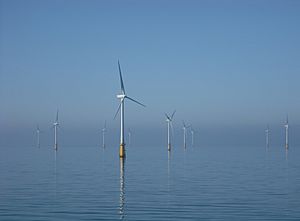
[104,120,107,129]
[126,96,146,107]
[165,113,170,120]
[118,60,126,94]
[171,110,176,120]
[56,110,59,122]
[183,120,186,128]
[170,121,174,137]
[114,103,121,120]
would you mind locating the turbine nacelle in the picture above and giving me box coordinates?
[284,115,289,128]
[117,94,126,99]
[165,110,176,122]
[182,121,191,130]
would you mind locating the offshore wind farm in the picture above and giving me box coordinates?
[1,1,300,221]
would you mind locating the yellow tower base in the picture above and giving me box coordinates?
[119,143,126,158]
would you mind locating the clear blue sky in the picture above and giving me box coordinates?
[1,0,300,146]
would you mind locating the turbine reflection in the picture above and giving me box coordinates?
[119,158,125,220]
[167,151,171,209]
[54,151,57,199]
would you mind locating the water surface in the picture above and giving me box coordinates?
[1,144,299,220]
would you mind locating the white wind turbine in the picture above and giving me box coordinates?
[265,124,269,148]
[53,110,59,151]
[114,61,145,158]
[165,110,176,151]
[182,121,191,149]
[284,115,289,149]
[102,120,107,148]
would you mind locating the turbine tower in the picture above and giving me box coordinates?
[165,110,176,151]
[114,61,145,158]
[284,115,289,149]
[102,120,107,148]
[53,110,59,151]
[36,124,41,148]
[265,124,269,148]
[182,121,190,149]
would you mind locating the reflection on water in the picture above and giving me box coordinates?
[54,151,57,199]
[167,151,171,180]
[167,151,171,193]
[119,158,125,220]
[167,151,171,210]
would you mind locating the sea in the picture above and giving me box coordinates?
[1,143,299,220]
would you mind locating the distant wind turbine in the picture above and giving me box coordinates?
[102,120,107,148]
[265,124,269,148]
[36,124,41,148]
[165,110,176,151]
[182,121,190,149]
[53,110,59,151]
[114,61,145,158]
[284,115,289,149]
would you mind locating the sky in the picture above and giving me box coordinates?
[1,0,300,147]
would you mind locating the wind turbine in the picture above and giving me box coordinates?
[53,110,59,151]
[265,124,269,148]
[165,110,176,151]
[114,61,145,158]
[182,121,190,149]
[284,115,289,149]
[36,124,41,148]
[102,120,107,148]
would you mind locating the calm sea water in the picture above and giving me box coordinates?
[0,143,299,220]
